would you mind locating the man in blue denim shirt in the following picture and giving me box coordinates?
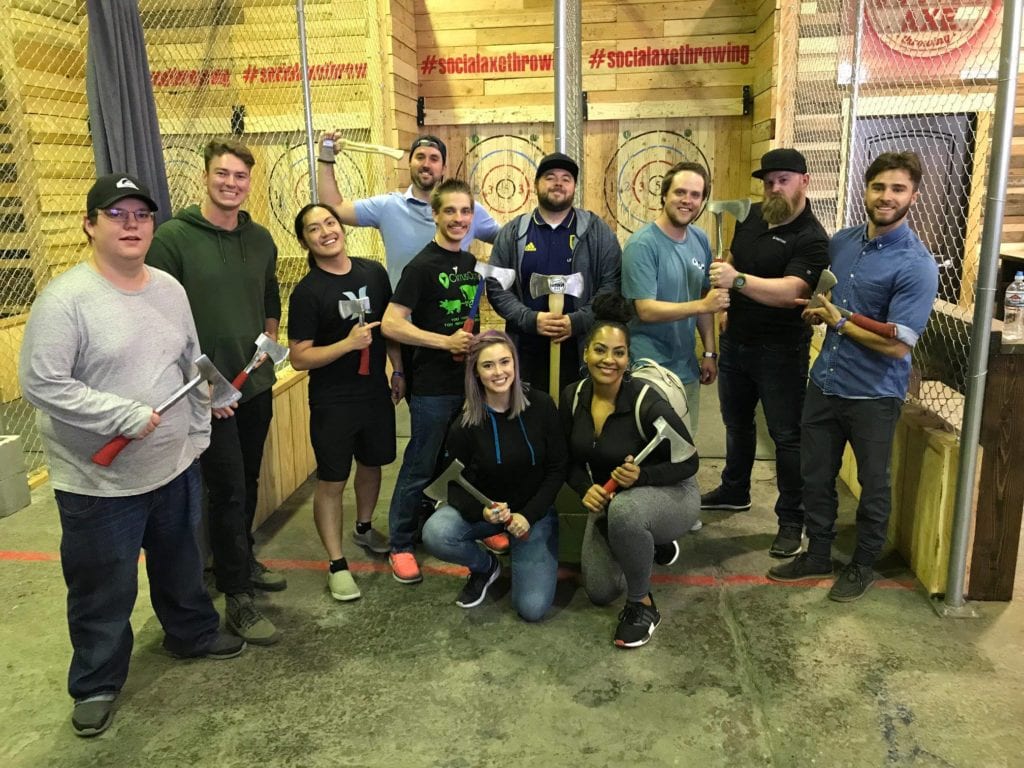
[768,151,938,601]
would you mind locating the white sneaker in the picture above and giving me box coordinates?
[689,518,703,533]
[327,568,362,601]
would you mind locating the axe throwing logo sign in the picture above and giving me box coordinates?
[863,0,1000,62]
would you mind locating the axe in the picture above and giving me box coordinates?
[424,459,529,540]
[602,416,695,494]
[232,333,289,390]
[707,199,751,261]
[92,354,241,467]
[806,269,838,309]
[529,272,585,400]
[339,296,373,375]
[452,261,517,362]
[322,136,406,161]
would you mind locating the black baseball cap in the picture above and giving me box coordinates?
[409,135,447,164]
[752,148,809,179]
[535,152,579,182]
[87,173,158,212]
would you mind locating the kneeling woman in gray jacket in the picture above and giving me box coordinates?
[560,294,700,649]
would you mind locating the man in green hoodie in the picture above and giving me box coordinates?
[147,139,283,646]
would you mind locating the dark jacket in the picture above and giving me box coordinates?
[443,390,566,525]
[147,205,281,401]
[559,377,698,497]
[486,208,621,354]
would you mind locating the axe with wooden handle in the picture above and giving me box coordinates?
[528,272,585,401]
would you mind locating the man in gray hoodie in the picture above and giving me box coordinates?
[486,153,621,395]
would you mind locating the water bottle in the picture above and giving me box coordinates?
[1005,271,1024,342]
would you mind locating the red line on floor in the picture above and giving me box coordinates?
[0,550,917,591]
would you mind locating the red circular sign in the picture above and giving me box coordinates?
[865,0,999,59]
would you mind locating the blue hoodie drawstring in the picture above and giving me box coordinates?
[484,406,537,467]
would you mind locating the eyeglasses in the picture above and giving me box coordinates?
[99,207,154,224]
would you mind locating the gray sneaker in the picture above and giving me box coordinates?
[250,557,287,592]
[72,694,116,737]
[352,526,390,554]
[225,593,281,645]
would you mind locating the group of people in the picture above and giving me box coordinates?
[17,132,937,737]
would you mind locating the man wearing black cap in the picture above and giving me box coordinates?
[19,173,245,737]
[702,148,829,559]
[317,131,499,287]
[487,152,622,394]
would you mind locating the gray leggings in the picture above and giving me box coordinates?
[581,478,700,604]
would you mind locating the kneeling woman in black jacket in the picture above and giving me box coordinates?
[561,294,700,648]
[422,331,565,621]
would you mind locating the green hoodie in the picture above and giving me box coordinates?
[146,205,281,401]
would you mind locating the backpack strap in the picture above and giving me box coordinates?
[571,379,586,415]
[633,384,652,441]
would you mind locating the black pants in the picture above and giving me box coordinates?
[801,382,902,567]
[201,389,273,595]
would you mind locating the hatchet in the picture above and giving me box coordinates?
[338,296,373,375]
[232,333,289,390]
[602,416,695,494]
[529,272,585,401]
[707,199,751,261]
[424,459,529,540]
[452,261,517,362]
[92,354,241,466]
[322,137,406,162]
[806,269,838,309]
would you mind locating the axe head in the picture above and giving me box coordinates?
[651,416,696,463]
[807,269,837,309]
[707,198,752,223]
[475,261,516,290]
[423,458,467,504]
[253,332,289,365]
[529,272,585,300]
[194,355,242,409]
[338,296,372,320]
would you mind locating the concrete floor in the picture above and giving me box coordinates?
[2,391,1023,767]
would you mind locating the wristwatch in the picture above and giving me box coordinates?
[732,273,747,290]
[703,351,718,359]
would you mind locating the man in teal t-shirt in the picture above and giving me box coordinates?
[621,161,728,435]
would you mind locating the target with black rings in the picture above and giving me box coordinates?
[603,130,711,234]
[455,135,546,220]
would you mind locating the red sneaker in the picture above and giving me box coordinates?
[389,552,423,584]
[481,532,510,555]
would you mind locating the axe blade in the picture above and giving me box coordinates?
[529,272,585,299]
[707,198,752,223]
[475,261,516,290]
[807,269,838,309]
[254,332,289,365]
[338,296,371,320]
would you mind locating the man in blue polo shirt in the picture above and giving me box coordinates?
[487,152,621,394]
[768,151,938,602]
[317,132,499,287]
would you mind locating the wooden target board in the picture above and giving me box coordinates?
[455,134,546,224]
[162,143,207,216]
[603,129,711,234]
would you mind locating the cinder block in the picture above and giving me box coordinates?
[0,472,30,518]
[0,435,26,478]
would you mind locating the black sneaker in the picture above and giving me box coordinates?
[769,526,803,558]
[163,631,247,660]
[250,557,287,592]
[614,595,662,648]
[828,562,876,602]
[71,694,116,737]
[654,540,680,566]
[767,552,833,582]
[455,556,501,608]
[700,486,751,511]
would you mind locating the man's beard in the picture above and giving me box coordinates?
[761,194,794,225]
[538,189,573,212]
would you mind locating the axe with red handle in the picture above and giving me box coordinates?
[601,417,696,494]
[338,296,373,375]
[231,333,289,390]
[92,354,241,467]
[452,261,517,362]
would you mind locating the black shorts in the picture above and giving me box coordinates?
[309,399,397,482]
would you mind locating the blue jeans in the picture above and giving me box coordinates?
[717,335,809,528]
[56,463,220,700]
[801,382,902,566]
[422,505,559,622]
[388,394,463,552]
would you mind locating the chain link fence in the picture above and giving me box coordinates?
[0,0,393,477]
[792,0,1005,433]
